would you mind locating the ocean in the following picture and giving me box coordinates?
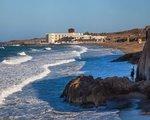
[0,44,149,120]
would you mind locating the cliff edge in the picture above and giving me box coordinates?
[136,27,150,81]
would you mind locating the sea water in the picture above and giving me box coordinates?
[0,44,149,120]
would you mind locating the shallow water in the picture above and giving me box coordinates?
[0,44,149,120]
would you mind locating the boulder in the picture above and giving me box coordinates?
[61,75,133,106]
[136,27,150,81]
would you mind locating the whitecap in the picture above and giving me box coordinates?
[12,44,20,46]
[71,45,88,58]
[0,47,5,49]
[44,47,52,51]
[31,48,40,52]
[2,56,32,65]
[18,52,27,56]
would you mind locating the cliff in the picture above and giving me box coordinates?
[136,27,150,81]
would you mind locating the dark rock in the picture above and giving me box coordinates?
[134,80,150,98]
[112,51,142,64]
[61,75,133,106]
[140,99,150,115]
[136,27,150,81]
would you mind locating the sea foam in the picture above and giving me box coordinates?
[44,47,52,51]
[18,52,27,56]
[71,45,88,58]
[0,59,75,105]
[0,47,5,49]
[2,56,32,65]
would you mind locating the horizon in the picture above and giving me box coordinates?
[1,0,150,41]
[0,26,147,42]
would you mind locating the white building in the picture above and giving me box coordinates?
[46,31,106,43]
[46,33,83,43]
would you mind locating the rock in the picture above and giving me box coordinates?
[134,80,150,98]
[61,75,133,106]
[112,51,142,64]
[136,27,150,81]
[140,99,150,115]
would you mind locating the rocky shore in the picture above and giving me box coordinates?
[61,76,133,106]
[61,27,150,115]
[61,75,150,114]
[99,41,144,65]
[112,51,142,64]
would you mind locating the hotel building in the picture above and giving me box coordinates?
[46,29,106,43]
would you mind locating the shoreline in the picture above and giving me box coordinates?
[97,41,145,54]
[0,59,75,105]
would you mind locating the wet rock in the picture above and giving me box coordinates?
[140,99,150,115]
[134,80,150,98]
[61,75,133,106]
[112,51,141,64]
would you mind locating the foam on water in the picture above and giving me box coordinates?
[0,64,50,104]
[44,47,52,51]
[0,47,5,49]
[0,59,76,105]
[2,55,32,65]
[31,48,40,52]
[18,51,27,56]
[12,44,20,46]
[71,45,88,58]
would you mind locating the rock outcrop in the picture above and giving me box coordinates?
[136,27,150,81]
[112,51,142,64]
[61,75,133,106]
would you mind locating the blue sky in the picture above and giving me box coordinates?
[0,0,150,41]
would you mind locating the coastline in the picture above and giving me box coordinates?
[97,41,145,54]
[0,44,149,118]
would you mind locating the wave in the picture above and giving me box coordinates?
[31,48,40,52]
[18,52,27,56]
[0,47,5,49]
[2,56,32,65]
[12,44,20,46]
[71,45,88,58]
[0,59,75,105]
[73,45,88,53]
[80,46,88,54]
[44,47,52,51]
[49,59,75,67]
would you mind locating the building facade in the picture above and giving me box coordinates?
[46,29,107,43]
[46,33,83,43]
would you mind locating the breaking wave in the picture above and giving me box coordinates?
[71,45,88,58]
[31,48,40,52]
[2,55,32,65]
[44,47,52,51]
[0,59,75,105]
[0,47,5,49]
[18,52,27,56]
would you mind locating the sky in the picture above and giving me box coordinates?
[0,0,150,41]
